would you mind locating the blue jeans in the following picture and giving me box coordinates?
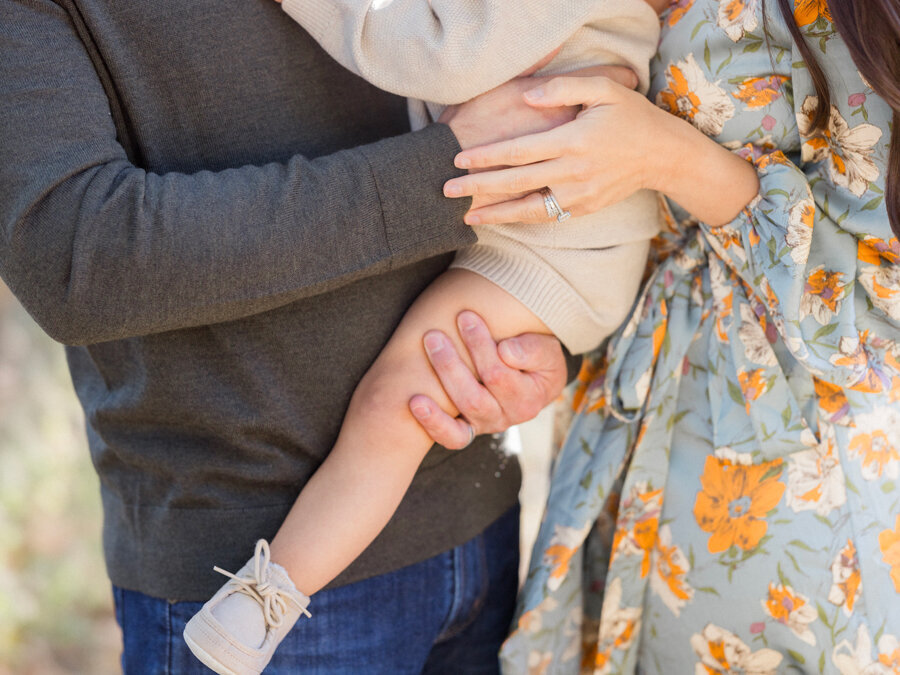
[114,505,520,674]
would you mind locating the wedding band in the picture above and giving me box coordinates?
[460,421,476,449]
[540,187,571,222]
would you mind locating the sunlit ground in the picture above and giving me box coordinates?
[0,283,553,674]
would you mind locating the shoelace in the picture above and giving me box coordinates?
[214,540,311,629]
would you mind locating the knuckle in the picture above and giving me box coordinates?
[571,163,593,183]
[506,141,526,165]
[510,172,529,193]
[480,365,508,389]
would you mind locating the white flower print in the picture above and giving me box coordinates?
[594,577,642,675]
[738,303,777,366]
[542,523,590,591]
[785,428,846,516]
[785,198,815,266]
[828,539,862,617]
[761,583,818,645]
[833,624,900,674]
[797,96,883,197]
[656,53,736,136]
[848,407,900,481]
[649,524,694,617]
[859,263,900,321]
[691,623,782,674]
[717,0,760,42]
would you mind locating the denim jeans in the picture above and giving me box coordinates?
[114,505,520,674]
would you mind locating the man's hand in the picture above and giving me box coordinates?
[409,311,568,449]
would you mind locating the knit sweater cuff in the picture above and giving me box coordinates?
[359,123,475,266]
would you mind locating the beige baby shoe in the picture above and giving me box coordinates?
[183,540,311,675]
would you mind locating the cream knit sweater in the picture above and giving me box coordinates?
[281,0,662,352]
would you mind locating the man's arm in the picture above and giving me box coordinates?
[0,0,473,346]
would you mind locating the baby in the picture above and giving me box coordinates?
[184,1,661,673]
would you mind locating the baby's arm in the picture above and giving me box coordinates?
[278,0,602,104]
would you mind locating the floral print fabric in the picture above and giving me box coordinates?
[501,1,900,673]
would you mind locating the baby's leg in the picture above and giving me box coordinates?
[269,268,550,596]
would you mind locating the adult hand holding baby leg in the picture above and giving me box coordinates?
[410,311,568,449]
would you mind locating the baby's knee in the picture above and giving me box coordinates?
[349,353,457,428]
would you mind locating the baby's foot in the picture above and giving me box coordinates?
[184,540,311,675]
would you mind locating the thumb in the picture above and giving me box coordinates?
[498,333,564,375]
[523,75,620,109]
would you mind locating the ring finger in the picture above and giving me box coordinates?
[466,184,580,226]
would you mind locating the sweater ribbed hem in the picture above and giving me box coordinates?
[452,236,621,355]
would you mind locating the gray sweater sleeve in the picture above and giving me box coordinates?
[0,0,474,346]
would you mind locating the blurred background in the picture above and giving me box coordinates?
[0,280,554,674]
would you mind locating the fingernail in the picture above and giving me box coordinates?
[524,87,544,101]
[424,332,445,354]
[411,404,431,419]
[458,312,477,332]
[456,155,471,169]
[503,338,524,361]
[465,214,481,226]
[444,183,462,197]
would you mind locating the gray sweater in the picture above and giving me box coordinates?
[0,0,526,600]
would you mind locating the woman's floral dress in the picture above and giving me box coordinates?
[501,1,900,673]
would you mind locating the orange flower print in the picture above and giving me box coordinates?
[762,583,818,645]
[717,0,760,42]
[799,265,845,325]
[879,515,900,593]
[813,377,852,426]
[610,482,663,578]
[732,75,789,109]
[879,636,900,670]
[656,54,736,136]
[572,355,608,414]
[691,624,782,674]
[858,235,900,265]
[666,0,695,26]
[693,449,785,554]
[797,96,882,197]
[794,0,831,27]
[785,198,815,265]
[828,539,862,616]
[830,332,895,394]
[737,367,770,413]
[590,578,641,675]
[860,263,900,322]
[848,407,900,480]
[542,523,590,591]
[650,524,694,617]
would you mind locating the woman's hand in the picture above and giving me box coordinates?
[440,68,640,213]
[442,75,675,225]
[443,75,760,227]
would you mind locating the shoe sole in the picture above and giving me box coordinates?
[184,632,241,675]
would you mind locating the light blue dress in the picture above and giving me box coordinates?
[501,1,900,672]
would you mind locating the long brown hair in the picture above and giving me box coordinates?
[774,0,900,238]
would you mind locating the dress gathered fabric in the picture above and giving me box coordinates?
[501,2,900,673]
